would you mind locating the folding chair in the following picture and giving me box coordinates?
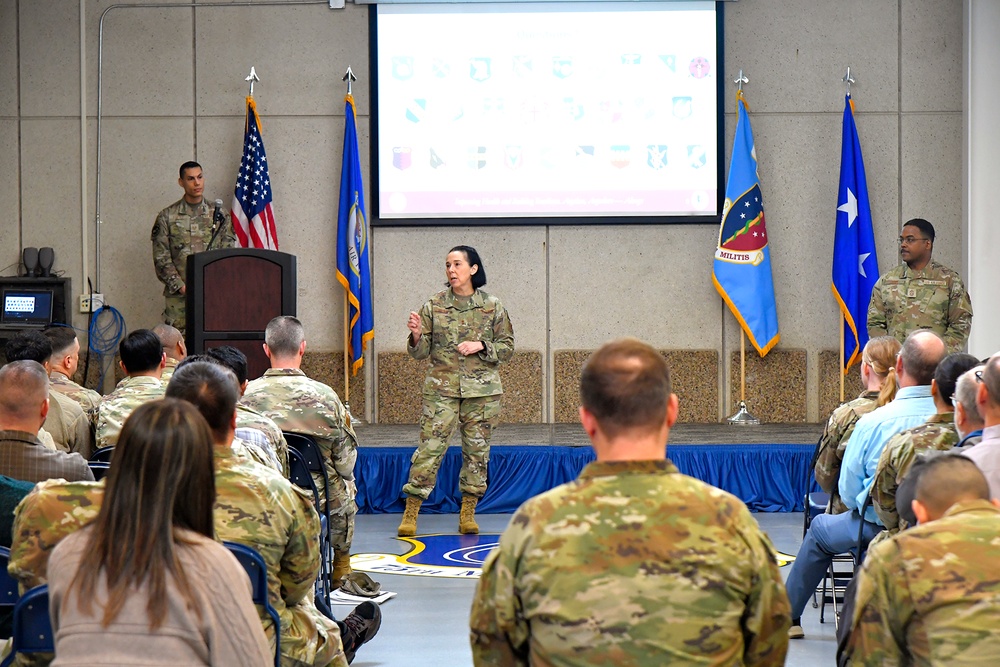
[286,448,332,604]
[283,433,334,591]
[224,542,281,667]
[89,446,115,463]
[0,585,52,667]
[0,547,19,609]
[88,461,111,481]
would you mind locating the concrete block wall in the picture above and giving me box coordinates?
[1,0,969,422]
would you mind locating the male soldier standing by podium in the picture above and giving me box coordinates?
[152,161,237,332]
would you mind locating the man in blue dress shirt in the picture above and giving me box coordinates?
[787,330,946,638]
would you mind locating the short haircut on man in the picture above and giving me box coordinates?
[178,160,201,179]
[164,361,239,440]
[118,329,164,374]
[0,360,49,421]
[981,355,1000,407]
[899,330,945,386]
[265,316,304,358]
[955,366,985,421]
[152,323,183,351]
[579,338,671,438]
[903,217,935,243]
[5,330,53,364]
[42,326,79,358]
[205,346,248,385]
[915,454,989,517]
[934,353,980,405]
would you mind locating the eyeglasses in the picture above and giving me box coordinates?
[898,236,930,245]
[976,370,984,383]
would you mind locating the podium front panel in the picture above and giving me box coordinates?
[203,257,283,331]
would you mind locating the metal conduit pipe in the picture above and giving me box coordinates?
[93,0,334,292]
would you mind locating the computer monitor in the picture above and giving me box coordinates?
[1,289,54,327]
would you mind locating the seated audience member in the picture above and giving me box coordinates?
[242,316,359,586]
[814,336,900,514]
[0,360,93,483]
[5,331,92,457]
[42,326,102,413]
[786,330,945,639]
[47,399,272,665]
[205,345,288,473]
[152,323,187,384]
[871,352,978,538]
[167,361,379,666]
[470,338,790,666]
[961,354,1000,495]
[171,355,281,473]
[95,329,166,449]
[953,365,986,449]
[840,455,1000,665]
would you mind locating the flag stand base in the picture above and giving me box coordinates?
[726,401,760,426]
[344,401,365,426]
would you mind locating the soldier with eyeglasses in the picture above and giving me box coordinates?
[868,218,973,352]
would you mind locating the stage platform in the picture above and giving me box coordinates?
[353,423,824,515]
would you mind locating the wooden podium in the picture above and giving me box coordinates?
[186,249,296,380]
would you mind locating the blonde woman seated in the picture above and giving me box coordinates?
[46,399,272,666]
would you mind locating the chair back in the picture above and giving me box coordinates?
[88,461,111,481]
[282,433,330,500]
[286,449,321,509]
[223,542,281,667]
[0,585,52,667]
[284,446,332,604]
[0,547,19,609]
[89,446,115,463]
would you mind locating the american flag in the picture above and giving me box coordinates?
[231,96,278,250]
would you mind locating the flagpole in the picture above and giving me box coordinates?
[840,314,846,403]
[725,69,760,427]
[339,66,362,426]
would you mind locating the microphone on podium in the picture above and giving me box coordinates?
[207,199,226,251]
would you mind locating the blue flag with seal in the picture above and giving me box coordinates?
[832,94,878,372]
[712,90,780,356]
[336,94,374,376]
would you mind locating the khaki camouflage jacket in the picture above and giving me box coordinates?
[49,372,101,413]
[95,376,165,449]
[470,459,790,667]
[867,260,973,353]
[844,500,1000,666]
[815,391,880,515]
[151,198,237,296]
[236,402,290,475]
[872,413,958,535]
[408,288,514,398]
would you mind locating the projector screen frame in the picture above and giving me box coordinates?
[368,1,726,228]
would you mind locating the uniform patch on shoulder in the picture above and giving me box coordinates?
[351,533,500,579]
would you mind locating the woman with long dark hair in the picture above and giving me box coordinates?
[47,399,271,666]
[398,245,515,536]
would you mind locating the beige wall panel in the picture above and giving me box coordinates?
[94,4,194,117]
[96,118,195,331]
[547,224,722,350]
[724,0,898,114]
[20,120,83,300]
[0,121,19,269]
[19,0,79,117]
[371,226,547,356]
[901,113,963,274]
[851,113,903,277]
[901,0,963,113]
[0,0,18,116]
[195,3,370,117]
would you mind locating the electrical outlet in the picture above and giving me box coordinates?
[78,294,105,313]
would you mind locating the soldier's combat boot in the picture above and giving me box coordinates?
[332,549,352,588]
[459,495,479,534]
[397,496,422,537]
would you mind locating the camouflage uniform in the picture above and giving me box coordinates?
[160,357,179,385]
[231,434,282,473]
[470,459,791,666]
[151,198,237,331]
[242,368,358,552]
[871,413,958,541]
[814,390,880,515]
[43,390,94,459]
[404,289,514,500]
[867,260,973,353]
[48,371,101,414]
[95,376,165,449]
[213,446,347,667]
[843,499,1000,666]
[237,402,290,475]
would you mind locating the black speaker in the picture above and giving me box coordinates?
[37,247,54,277]
[21,247,38,277]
